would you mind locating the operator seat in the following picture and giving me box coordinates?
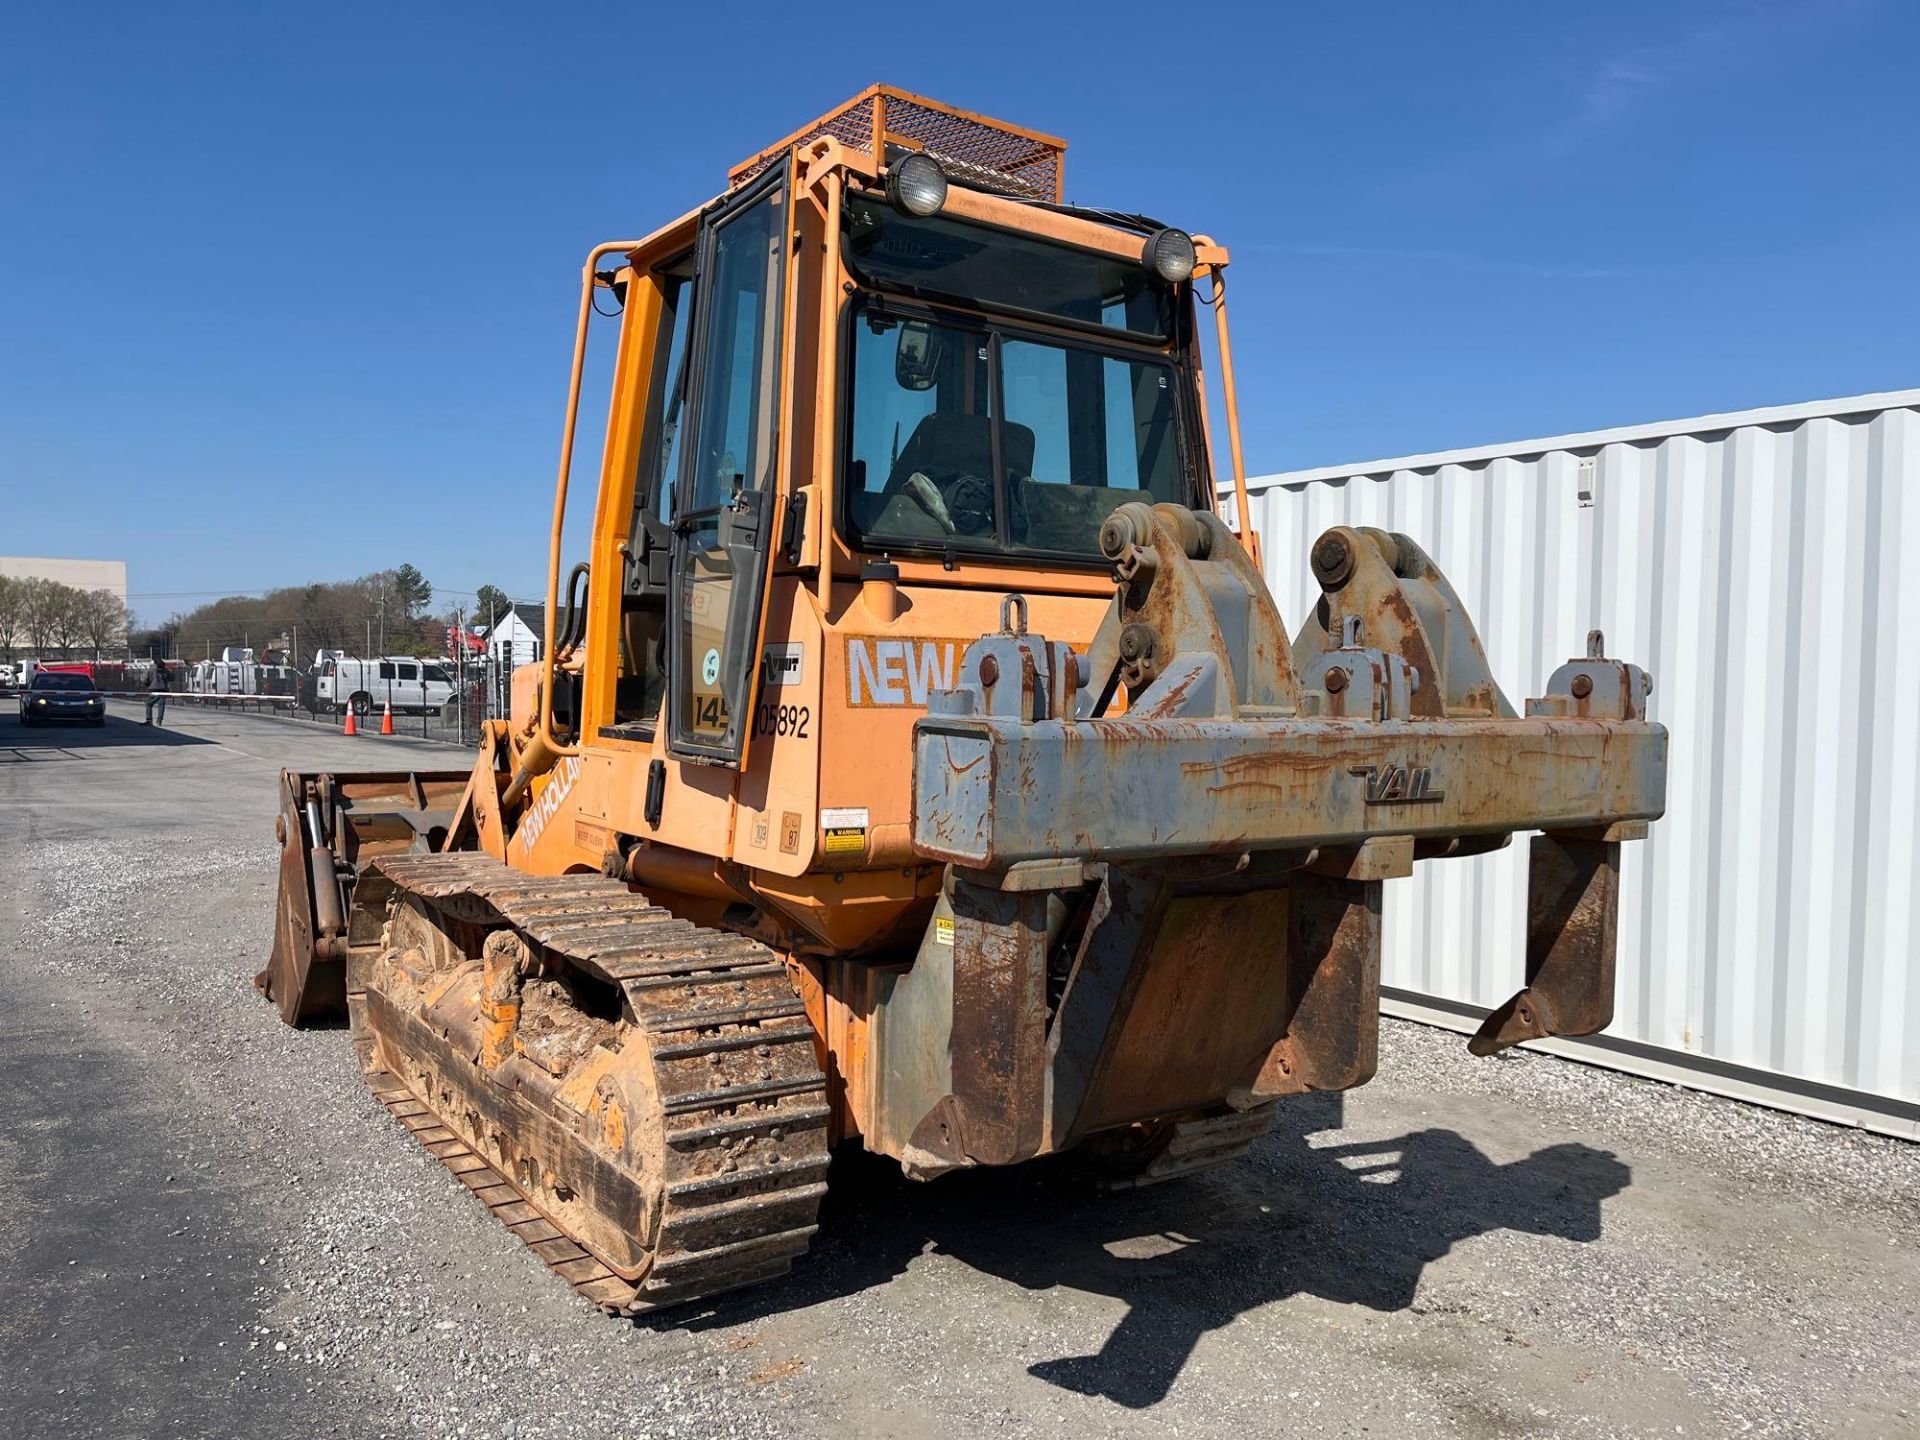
[884,413,1036,491]
[865,414,1040,538]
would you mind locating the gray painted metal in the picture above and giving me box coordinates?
[912,713,1665,867]
[1242,389,1920,1135]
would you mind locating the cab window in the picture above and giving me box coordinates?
[846,313,994,545]
[615,253,696,734]
[844,303,1186,560]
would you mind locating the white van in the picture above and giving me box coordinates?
[315,656,458,717]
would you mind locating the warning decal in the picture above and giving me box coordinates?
[820,805,868,856]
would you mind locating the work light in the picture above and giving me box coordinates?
[888,153,949,218]
[1143,228,1196,284]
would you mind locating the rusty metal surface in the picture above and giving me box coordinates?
[1071,883,1296,1135]
[870,858,1311,1186]
[1248,873,1382,1098]
[1293,526,1515,718]
[255,767,471,1025]
[888,502,1667,1164]
[362,1067,643,1313]
[942,878,1051,1166]
[914,503,1665,872]
[728,85,1067,201]
[914,715,1666,868]
[260,772,325,1024]
[1090,1106,1279,1189]
[1043,867,1167,1147]
[1470,836,1622,1055]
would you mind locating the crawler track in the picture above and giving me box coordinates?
[356,853,830,1316]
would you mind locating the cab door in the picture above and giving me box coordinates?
[665,167,788,765]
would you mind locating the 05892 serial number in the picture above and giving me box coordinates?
[751,703,810,739]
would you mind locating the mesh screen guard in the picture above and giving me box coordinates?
[729,85,1065,202]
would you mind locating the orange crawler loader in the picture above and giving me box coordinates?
[258,88,1667,1315]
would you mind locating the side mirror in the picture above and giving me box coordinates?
[895,321,941,392]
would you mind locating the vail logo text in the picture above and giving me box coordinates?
[1349,763,1445,805]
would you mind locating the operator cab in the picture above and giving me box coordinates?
[841,183,1206,563]
[590,89,1224,761]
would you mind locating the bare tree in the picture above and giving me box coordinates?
[0,575,23,661]
[47,583,85,659]
[76,588,129,659]
[22,578,66,658]
[155,568,452,662]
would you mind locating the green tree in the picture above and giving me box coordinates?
[393,563,433,617]
[473,584,512,629]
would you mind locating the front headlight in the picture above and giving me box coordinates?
[32,697,47,706]
[887,152,948,218]
[1142,227,1197,284]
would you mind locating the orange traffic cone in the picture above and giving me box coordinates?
[380,698,394,735]
[343,705,358,736]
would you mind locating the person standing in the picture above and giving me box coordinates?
[145,659,170,726]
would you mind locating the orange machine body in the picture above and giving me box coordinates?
[454,90,1244,1142]
[258,92,1663,1318]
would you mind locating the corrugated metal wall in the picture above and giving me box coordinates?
[1245,391,1920,1121]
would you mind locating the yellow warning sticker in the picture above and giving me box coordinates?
[935,916,954,946]
[823,827,866,855]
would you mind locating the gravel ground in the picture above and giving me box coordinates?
[2,702,1916,1439]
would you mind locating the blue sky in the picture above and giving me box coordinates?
[2,1,1912,623]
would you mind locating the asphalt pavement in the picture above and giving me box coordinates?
[1,702,1915,1438]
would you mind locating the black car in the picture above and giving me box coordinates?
[19,672,107,726]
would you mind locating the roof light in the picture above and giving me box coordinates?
[1143,228,1196,284]
[887,152,948,218]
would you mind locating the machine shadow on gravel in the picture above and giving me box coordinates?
[0,713,215,757]
[670,1094,1631,1410]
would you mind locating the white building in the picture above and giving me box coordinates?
[1241,388,1920,1138]
[0,555,128,605]
[481,602,546,672]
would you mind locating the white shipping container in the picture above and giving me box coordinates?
[1241,389,1920,1137]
